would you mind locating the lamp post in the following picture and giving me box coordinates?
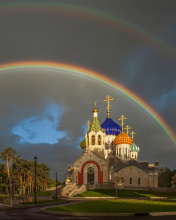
[56,172,57,200]
[1,177,2,193]
[34,156,38,204]
[114,176,125,199]
[114,178,118,199]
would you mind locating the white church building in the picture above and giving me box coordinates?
[66,95,159,188]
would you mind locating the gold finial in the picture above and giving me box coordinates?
[94,101,97,108]
[102,128,106,133]
[92,101,98,113]
[131,131,136,140]
[85,120,91,130]
[118,115,127,131]
[103,95,114,118]
[124,125,131,135]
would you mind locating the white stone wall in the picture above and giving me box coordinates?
[116,144,131,160]
[73,151,108,184]
[130,152,138,160]
[116,166,148,187]
[105,135,116,145]
[115,166,158,188]
[86,130,105,151]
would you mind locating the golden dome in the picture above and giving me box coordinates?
[92,107,98,113]
[114,132,132,145]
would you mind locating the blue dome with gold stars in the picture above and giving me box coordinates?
[101,118,121,136]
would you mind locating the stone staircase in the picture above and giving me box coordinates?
[68,184,87,197]
[52,182,87,198]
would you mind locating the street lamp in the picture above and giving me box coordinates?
[56,172,57,200]
[1,177,2,193]
[114,176,125,199]
[34,156,38,204]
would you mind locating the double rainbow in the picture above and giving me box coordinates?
[0,2,175,59]
[0,61,175,145]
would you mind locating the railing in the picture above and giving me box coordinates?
[62,182,76,193]
[94,182,114,186]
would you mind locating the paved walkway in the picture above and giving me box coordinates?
[0,197,176,219]
[0,200,86,219]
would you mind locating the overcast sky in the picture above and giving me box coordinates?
[0,0,175,180]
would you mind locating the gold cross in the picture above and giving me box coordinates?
[103,95,114,111]
[118,115,127,131]
[130,131,136,140]
[94,101,97,108]
[124,125,131,135]
[85,120,91,130]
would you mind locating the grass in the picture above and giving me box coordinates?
[74,189,176,198]
[21,199,65,205]
[0,190,52,199]
[45,199,176,213]
[0,194,9,198]
[25,190,52,197]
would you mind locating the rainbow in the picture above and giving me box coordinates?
[0,2,175,59]
[0,61,175,145]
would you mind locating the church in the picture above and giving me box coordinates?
[66,95,159,188]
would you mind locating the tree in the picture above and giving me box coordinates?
[158,166,172,187]
[13,158,29,194]
[171,169,176,187]
[0,147,58,195]
[0,163,8,192]
[0,147,19,178]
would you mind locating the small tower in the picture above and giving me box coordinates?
[130,131,140,160]
[84,102,106,156]
[101,95,121,154]
[114,116,132,160]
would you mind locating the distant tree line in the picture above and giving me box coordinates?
[158,166,176,187]
[0,147,55,194]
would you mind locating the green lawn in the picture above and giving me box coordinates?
[0,190,52,199]
[25,190,52,197]
[46,199,176,213]
[74,189,176,198]
[0,194,9,198]
[21,199,65,205]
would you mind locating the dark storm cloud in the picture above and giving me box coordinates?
[121,45,176,133]
[0,0,175,179]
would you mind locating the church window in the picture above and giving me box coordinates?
[98,135,101,145]
[130,178,132,185]
[87,134,89,146]
[135,154,137,159]
[91,135,95,145]
[138,178,141,185]
[132,154,133,157]
[119,148,121,156]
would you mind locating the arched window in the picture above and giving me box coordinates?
[87,134,89,146]
[138,178,140,185]
[125,148,127,159]
[130,177,132,185]
[119,148,121,156]
[98,135,101,145]
[91,135,95,145]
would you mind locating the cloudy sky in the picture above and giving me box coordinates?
[0,0,175,180]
